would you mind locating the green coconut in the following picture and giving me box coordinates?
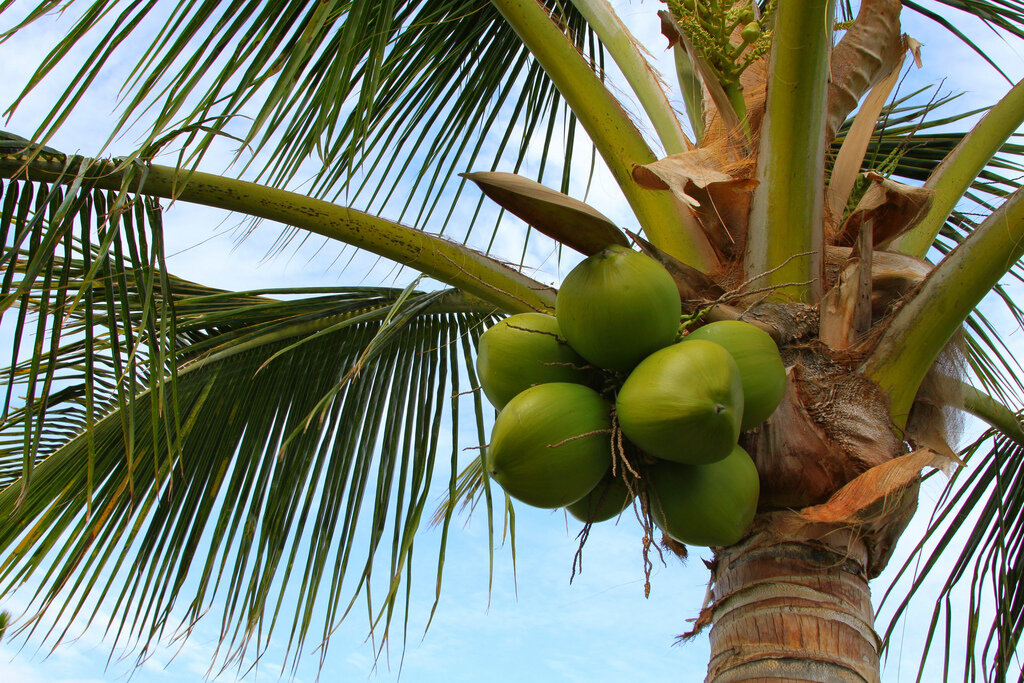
[648,445,759,547]
[476,313,592,410]
[566,473,635,523]
[616,340,743,465]
[556,245,681,372]
[684,320,786,430]
[487,382,612,508]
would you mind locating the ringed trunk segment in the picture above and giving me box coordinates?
[701,360,916,683]
[706,519,880,683]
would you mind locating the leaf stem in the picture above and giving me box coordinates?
[743,0,834,303]
[672,44,705,142]
[0,155,556,315]
[956,382,1024,449]
[569,0,692,155]
[864,187,1024,426]
[491,0,718,270]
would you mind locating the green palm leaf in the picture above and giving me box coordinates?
[0,171,507,670]
[0,169,179,509]
[830,86,1024,409]
[879,425,1024,680]
[903,0,1024,79]
[2,0,601,257]
[832,87,1024,204]
[2,2,1024,679]
[0,276,501,671]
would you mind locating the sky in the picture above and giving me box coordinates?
[0,1,1023,681]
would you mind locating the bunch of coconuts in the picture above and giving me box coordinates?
[477,245,786,547]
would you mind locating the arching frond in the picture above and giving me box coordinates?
[880,423,1024,681]
[831,87,1024,206]
[0,260,502,673]
[0,170,507,672]
[0,171,176,501]
[904,0,1024,79]
[830,88,1024,406]
[1,0,605,257]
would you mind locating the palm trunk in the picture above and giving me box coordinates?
[693,351,919,681]
[705,518,880,683]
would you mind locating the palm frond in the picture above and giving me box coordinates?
[0,170,506,671]
[0,169,176,506]
[831,86,1024,205]
[831,86,1024,409]
[0,273,501,673]
[879,422,1024,681]
[1,0,604,258]
[926,206,1024,408]
[903,0,1024,80]
[1,138,558,315]
[828,71,1024,675]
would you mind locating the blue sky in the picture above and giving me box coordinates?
[0,1,1023,681]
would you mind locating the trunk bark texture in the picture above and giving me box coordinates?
[705,517,879,683]
[689,296,924,682]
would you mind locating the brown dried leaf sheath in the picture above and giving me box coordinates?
[800,448,948,525]
[634,151,757,259]
[833,173,934,248]
[826,0,905,143]
[462,171,630,255]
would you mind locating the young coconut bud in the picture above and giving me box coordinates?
[566,473,635,523]
[616,340,743,465]
[476,312,593,410]
[684,320,786,430]
[487,383,612,509]
[556,245,681,372]
[740,21,761,43]
[648,445,759,547]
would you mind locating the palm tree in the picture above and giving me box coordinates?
[0,0,1023,679]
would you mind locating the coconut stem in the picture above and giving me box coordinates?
[635,493,667,599]
[546,429,614,448]
[571,521,593,582]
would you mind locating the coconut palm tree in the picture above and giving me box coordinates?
[0,0,1023,679]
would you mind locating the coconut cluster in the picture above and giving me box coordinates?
[478,245,786,547]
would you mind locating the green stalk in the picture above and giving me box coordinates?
[0,155,555,315]
[956,382,1024,449]
[864,187,1024,426]
[569,0,692,155]
[743,0,835,303]
[892,77,1024,259]
[673,44,705,143]
[723,81,750,140]
[491,0,718,271]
